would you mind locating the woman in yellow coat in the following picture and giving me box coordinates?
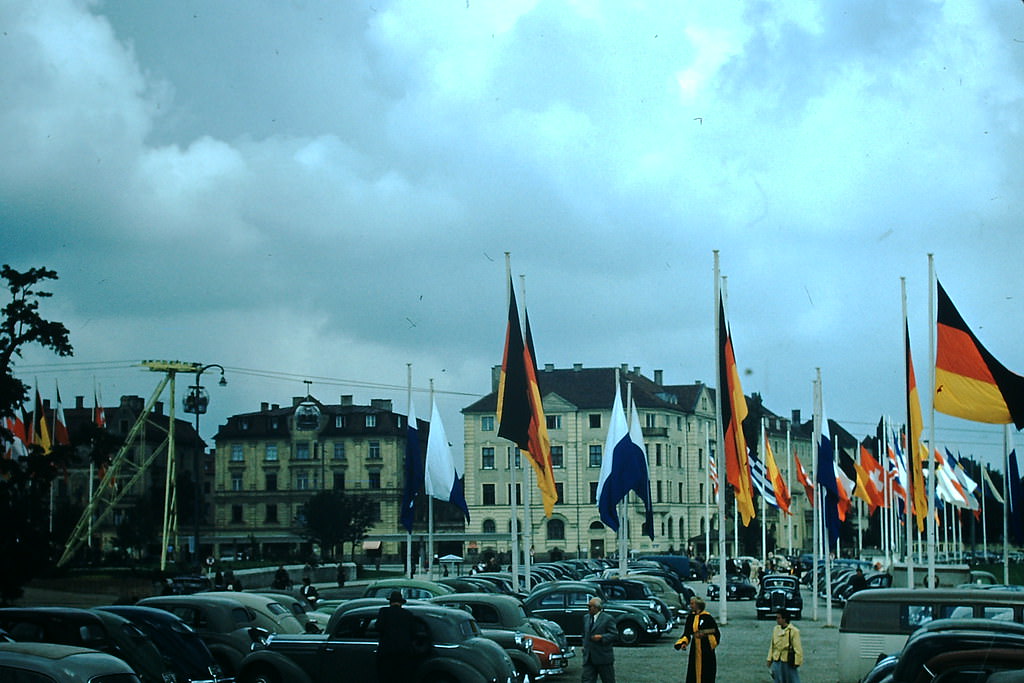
[766,611,802,683]
[674,597,720,683]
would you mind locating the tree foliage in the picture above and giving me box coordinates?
[299,490,376,561]
[0,265,73,604]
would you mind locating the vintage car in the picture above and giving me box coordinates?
[0,641,143,683]
[617,573,690,620]
[0,606,176,683]
[861,618,1024,683]
[707,575,757,601]
[755,574,804,620]
[138,594,272,677]
[431,593,575,677]
[524,581,661,646]
[360,578,455,600]
[235,602,515,683]
[96,605,232,683]
[252,592,322,633]
[586,578,675,628]
[203,592,305,635]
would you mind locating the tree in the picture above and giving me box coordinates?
[0,265,73,603]
[299,490,375,561]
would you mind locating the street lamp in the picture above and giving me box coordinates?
[183,363,226,568]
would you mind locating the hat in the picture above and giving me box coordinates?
[388,590,406,604]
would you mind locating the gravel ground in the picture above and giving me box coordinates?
[561,596,841,683]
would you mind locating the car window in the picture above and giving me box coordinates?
[470,604,500,625]
[567,592,592,608]
[983,606,1014,620]
[514,605,529,622]
[537,593,564,608]
[266,603,288,616]
[231,608,252,627]
[0,666,57,683]
[902,604,935,628]
[944,606,973,619]
[335,615,374,639]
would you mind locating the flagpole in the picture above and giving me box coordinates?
[619,380,632,575]
[504,254,521,587]
[1004,426,1011,584]
[427,379,435,579]
[760,418,767,569]
[926,254,938,587]
[406,364,414,579]
[713,250,728,625]
[900,278,915,589]
[786,424,793,554]
[704,422,711,563]
[812,372,821,623]
[519,274,533,593]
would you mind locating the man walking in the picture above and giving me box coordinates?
[767,610,803,683]
[582,597,617,683]
[376,591,423,683]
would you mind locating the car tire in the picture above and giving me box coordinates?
[617,620,641,646]
[240,665,282,683]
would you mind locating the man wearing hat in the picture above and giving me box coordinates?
[376,590,421,683]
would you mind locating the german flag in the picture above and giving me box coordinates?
[906,322,928,532]
[718,294,755,526]
[31,387,51,454]
[935,280,1024,429]
[523,309,558,516]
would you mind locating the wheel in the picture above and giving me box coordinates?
[512,660,527,683]
[617,620,641,646]
[239,665,282,683]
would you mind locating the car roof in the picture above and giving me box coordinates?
[0,641,139,678]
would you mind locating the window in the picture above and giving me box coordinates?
[677,446,682,468]
[368,471,381,489]
[334,472,346,490]
[546,415,561,430]
[296,471,310,490]
[483,519,496,533]
[655,443,662,466]
[271,417,279,429]
[507,449,521,469]
[231,505,243,524]
[699,483,705,502]
[698,447,704,470]
[295,443,310,460]
[335,415,345,428]
[481,416,495,431]
[333,443,346,460]
[265,473,277,491]
[265,444,278,461]
[656,480,663,503]
[365,415,377,428]
[482,447,495,469]
[679,482,684,502]
[550,445,563,468]
[482,484,496,505]
[240,418,249,430]
[589,482,598,504]
[589,445,602,468]
[368,441,381,459]
[547,519,565,540]
[230,444,244,462]
[231,473,243,491]
[265,504,278,523]
[645,412,656,428]
[589,414,601,429]
[555,482,564,504]
[507,483,521,505]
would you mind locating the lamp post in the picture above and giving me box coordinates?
[183,363,226,568]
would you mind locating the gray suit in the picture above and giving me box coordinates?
[582,610,617,683]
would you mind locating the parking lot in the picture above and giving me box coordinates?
[561,596,841,683]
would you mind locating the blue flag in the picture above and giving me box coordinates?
[596,387,654,539]
[1009,449,1024,545]
[400,399,423,533]
[816,415,841,550]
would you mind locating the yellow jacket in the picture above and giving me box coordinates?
[767,623,802,666]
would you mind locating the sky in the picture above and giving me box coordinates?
[4,0,1024,468]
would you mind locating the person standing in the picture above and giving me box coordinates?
[581,597,617,683]
[674,597,720,683]
[767,610,803,683]
[376,591,422,683]
[300,576,319,607]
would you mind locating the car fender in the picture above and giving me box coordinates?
[206,643,245,676]
[505,648,541,680]
[418,655,488,683]
[237,649,313,683]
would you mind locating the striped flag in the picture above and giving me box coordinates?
[764,431,791,514]
[749,454,778,508]
[708,451,720,503]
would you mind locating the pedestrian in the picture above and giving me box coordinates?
[849,568,868,594]
[336,562,346,588]
[300,576,319,607]
[674,596,720,683]
[767,610,802,683]
[376,591,425,683]
[581,597,616,683]
[272,565,291,590]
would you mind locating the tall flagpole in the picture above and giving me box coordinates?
[713,250,728,625]
[901,278,915,588]
[505,254,520,586]
[428,378,435,578]
[519,274,533,593]
[704,421,711,563]
[619,380,632,575]
[760,418,767,569]
[786,424,793,553]
[406,363,414,579]
[1004,426,1011,584]
[926,254,938,586]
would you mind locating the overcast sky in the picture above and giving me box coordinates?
[4,1,1024,467]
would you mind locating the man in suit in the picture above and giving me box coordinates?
[376,591,422,683]
[582,597,617,683]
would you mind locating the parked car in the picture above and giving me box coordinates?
[587,578,675,628]
[138,594,271,677]
[236,602,515,683]
[0,641,142,683]
[361,578,455,601]
[431,592,575,677]
[617,573,689,620]
[707,575,757,601]
[251,592,321,633]
[96,605,232,683]
[833,572,893,606]
[166,576,213,595]
[524,581,661,646]
[755,574,803,620]
[438,577,503,594]
[0,606,176,683]
[203,592,305,635]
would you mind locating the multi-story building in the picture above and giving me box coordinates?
[210,394,462,562]
[462,364,815,562]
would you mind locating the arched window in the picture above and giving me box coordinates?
[482,519,496,534]
[547,519,565,540]
[667,517,674,538]
[678,517,685,539]
[589,521,605,530]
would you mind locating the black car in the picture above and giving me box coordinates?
[235,602,514,683]
[524,581,661,646]
[96,605,232,683]
[0,606,177,683]
[707,575,756,601]
[755,574,803,620]
[587,578,675,628]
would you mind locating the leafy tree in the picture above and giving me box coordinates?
[0,265,73,603]
[299,490,375,561]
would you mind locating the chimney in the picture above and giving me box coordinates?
[791,409,801,425]
[654,369,663,385]
[75,395,85,409]
[271,404,280,410]
[153,401,164,415]
[544,363,554,371]
[491,365,502,393]
[261,402,269,412]
[620,363,629,373]
[371,399,393,412]
[633,366,640,375]
[340,395,353,407]
[293,396,305,407]
[573,363,583,371]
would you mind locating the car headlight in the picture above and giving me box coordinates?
[514,632,534,652]
[649,600,658,611]
[247,627,271,650]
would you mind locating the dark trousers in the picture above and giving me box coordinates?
[582,660,616,683]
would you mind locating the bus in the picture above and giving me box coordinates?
[838,587,1024,683]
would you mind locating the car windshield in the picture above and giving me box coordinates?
[764,579,793,589]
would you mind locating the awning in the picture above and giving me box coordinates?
[362,541,382,550]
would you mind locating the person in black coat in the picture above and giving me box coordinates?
[376,591,425,683]
[675,596,721,683]
[582,597,617,683]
